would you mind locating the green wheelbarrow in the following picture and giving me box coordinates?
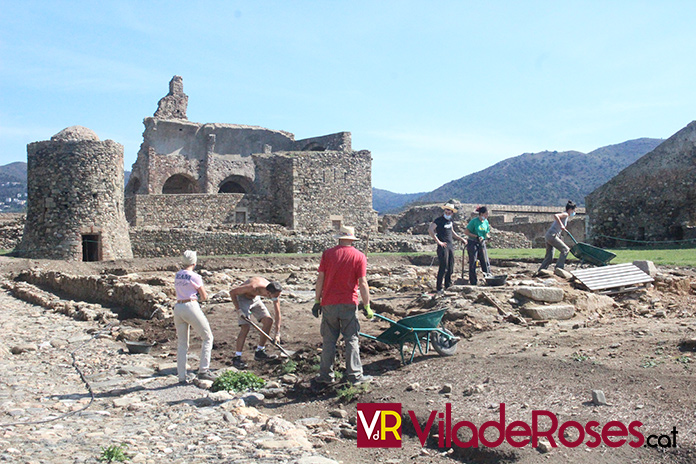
[359,309,459,364]
[567,232,616,266]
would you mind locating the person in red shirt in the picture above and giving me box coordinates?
[313,226,373,385]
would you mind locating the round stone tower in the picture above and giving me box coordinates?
[16,126,133,261]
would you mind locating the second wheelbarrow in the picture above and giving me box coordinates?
[359,309,459,364]
[566,232,616,267]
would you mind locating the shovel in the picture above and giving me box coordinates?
[241,315,295,358]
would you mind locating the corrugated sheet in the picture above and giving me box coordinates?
[571,263,654,292]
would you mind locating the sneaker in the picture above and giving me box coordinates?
[178,373,196,384]
[350,375,374,385]
[314,376,335,385]
[232,356,248,369]
[197,370,216,381]
[254,348,277,361]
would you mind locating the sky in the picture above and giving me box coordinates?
[2,1,696,194]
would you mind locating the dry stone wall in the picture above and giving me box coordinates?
[586,121,696,247]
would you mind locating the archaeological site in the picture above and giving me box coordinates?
[1,76,696,464]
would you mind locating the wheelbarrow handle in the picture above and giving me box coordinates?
[565,231,579,245]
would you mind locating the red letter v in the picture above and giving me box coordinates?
[409,410,437,447]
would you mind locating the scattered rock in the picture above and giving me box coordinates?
[241,392,265,406]
[537,438,553,453]
[329,408,348,419]
[591,390,607,406]
[11,343,38,354]
[440,384,453,394]
[554,268,573,280]
[406,382,420,392]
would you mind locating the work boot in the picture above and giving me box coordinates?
[232,356,247,369]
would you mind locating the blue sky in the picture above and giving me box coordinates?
[2,1,696,193]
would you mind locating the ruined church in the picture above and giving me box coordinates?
[125,76,376,233]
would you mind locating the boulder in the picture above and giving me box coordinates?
[633,260,658,277]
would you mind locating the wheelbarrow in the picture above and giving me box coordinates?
[566,232,616,266]
[359,309,459,364]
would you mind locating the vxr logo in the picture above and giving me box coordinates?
[357,403,402,448]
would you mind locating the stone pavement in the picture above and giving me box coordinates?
[0,289,337,464]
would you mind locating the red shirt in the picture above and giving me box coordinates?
[318,245,367,306]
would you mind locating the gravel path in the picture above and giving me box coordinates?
[0,290,335,464]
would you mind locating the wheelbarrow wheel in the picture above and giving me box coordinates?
[430,328,458,356]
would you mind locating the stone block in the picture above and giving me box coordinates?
[633,260,658,277]
[521,304,575,320]
[515,286,564,303]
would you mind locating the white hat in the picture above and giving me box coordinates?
[334,225,359,241]
[183,250,197,266]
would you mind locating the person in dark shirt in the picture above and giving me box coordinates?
[428,203,467,293]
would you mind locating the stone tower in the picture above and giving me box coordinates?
[16,126,133,261]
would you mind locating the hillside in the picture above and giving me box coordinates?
[0,162,27,212]
[413,138,663,207]
[372,188,425,214]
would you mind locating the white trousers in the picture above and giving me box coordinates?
[173,301,213,381]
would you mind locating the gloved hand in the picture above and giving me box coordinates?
[312,302,322,318]
[363,303,374,320]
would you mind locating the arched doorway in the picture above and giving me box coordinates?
[162,174,199,194]
[218,175,252,194]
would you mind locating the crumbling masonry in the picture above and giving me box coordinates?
[125,76,376,233]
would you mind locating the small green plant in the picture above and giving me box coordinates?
[336,382,370,403]
[279,360,297,375]
[98,444,129,462]
[571,351,589,362]
[674,356,691,368]
[641,358,663,368]
[212,370,266,392]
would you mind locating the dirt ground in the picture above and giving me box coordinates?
[4,253,696,463]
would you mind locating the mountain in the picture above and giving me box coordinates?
[0,162,27,212]
[372,188,426,214]
[0,162,27,183]
[412,138,664,207]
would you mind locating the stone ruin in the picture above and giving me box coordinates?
[586,121,696,247]
[15,126,133,261]
[125,76,376,234]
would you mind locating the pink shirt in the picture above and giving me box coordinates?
[174,269,203,300]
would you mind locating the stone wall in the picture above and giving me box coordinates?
[291,150,376,233]
[129,229,429,258]
[586,121,696,247]
[125,193,248,227]
[16,127,132,261]
[15,269,169,319]
[381,202,586,247]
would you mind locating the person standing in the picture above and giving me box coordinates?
[464,206,491,286]
[173,250,215,383]
[428,203,467,293]
[537,200,577,273]
[313,225,374,385]
[230,277,283,369]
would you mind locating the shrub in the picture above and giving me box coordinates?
[212,370,266,392]
[98,444,129,462]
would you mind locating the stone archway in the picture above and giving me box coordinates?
[162,174,199,194]
[218,175,252,194]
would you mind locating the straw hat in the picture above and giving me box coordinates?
[334,225,359,241]
[442,203,458,213]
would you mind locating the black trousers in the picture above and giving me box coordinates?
[436,245,455,291]
[467,240,489,285]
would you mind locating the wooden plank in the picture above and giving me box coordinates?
[571,264,654,292]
